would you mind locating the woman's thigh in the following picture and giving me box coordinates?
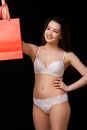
[49,101,71,130]
[33,104,50,130]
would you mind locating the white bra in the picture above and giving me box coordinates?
[34,47,65,77]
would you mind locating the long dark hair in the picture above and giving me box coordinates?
[41,16,71,52]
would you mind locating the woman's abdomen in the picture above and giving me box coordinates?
[33,74,65,98]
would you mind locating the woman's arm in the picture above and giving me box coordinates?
[67,52,87,91]
[22,41,38,61]
[54,52,87,92]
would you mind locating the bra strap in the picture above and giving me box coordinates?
[62,51,66,61]
[36,46,40,57]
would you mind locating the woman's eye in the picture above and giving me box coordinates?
[54,30,58,33]
[47,27,50,30]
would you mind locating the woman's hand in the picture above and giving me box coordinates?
[54,77,69,92]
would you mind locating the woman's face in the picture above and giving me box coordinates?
[44,20,62,44]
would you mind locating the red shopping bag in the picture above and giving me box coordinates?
[0,18,23,60]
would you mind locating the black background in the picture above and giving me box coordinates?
[0,0,87,129]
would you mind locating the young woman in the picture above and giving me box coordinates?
[23,16,87,130]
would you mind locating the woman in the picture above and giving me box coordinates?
[23,16,87,130]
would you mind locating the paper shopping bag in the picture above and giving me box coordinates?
[0,18,23,60]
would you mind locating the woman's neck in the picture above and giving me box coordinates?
[44,43,60,50]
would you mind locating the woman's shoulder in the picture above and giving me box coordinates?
[64,51,76,61]
[64,51,79,63]
[64,51,75,57]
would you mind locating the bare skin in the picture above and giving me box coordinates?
[22,20,87,130]
[33,101,70,130]
[0,0,10,20]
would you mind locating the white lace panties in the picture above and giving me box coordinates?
[33,93,68,113]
